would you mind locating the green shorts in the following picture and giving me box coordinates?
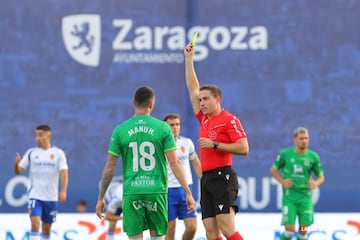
[281,196,314,226]
[122,193,167,237]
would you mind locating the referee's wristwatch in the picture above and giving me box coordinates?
[213,141,219,149]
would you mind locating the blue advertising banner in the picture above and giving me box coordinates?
[1,1,359,213]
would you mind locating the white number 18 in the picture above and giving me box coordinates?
[129,141,156,172]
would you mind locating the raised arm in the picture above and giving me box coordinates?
[184,43,200,114]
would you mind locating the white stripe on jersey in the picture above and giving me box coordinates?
[19,146,68,201]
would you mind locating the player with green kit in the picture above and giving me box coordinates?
[271,127,325,240]
[96,86,195,240]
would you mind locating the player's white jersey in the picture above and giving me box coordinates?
[104,182,123,214]
[167,136,195,188]
[19,146,68,201]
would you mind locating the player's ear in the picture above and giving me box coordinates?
[149,97,155,110]
[216,95,221,104]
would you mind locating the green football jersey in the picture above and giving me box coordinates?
[273,147,324,198]
[108,115,177,195]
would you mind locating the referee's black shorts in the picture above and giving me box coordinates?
[200,166,239,219]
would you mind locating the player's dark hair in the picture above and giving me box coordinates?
[163,113,181,121]
[77,199,87,206]
[134,86,155,108]
[200,84,222,102]
[36,125,51,132]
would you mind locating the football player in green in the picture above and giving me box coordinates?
[96,86,195,240]
[271,127,325,240]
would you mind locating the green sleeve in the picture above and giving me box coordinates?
[108,127,121,157]
[312,152,324,177]
[273,150,284,170]
[162,123,176,153]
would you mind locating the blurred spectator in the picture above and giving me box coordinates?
[77,199,87,213]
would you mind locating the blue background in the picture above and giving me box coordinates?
[1,0,359,213]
